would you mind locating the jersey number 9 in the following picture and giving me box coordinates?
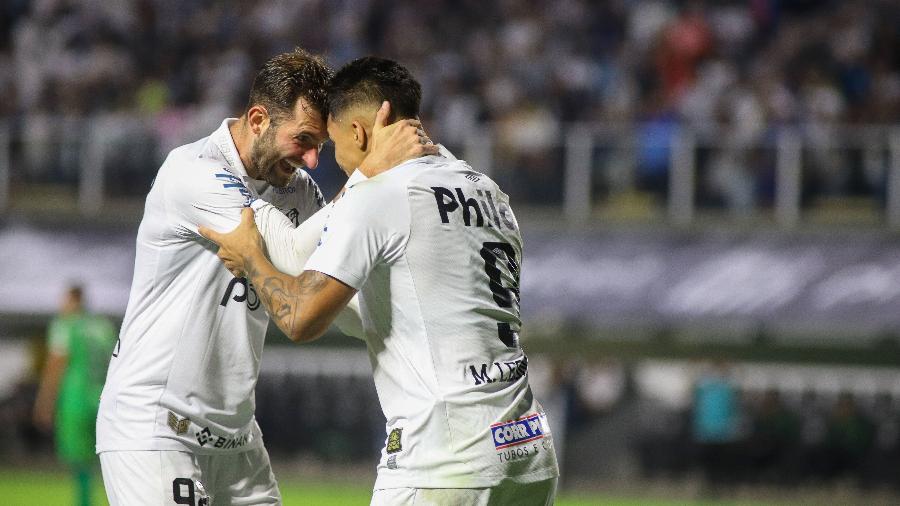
[480,241,521,348]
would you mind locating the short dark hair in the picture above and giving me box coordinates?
[327,56,421,120]
[67,284,83,301]
[246,48,333,123]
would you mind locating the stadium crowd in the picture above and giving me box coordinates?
[4,349,900,491]
[555,360,900,491]
[1,1,898,499]
[636,384,900,491]
[0,0,897,208]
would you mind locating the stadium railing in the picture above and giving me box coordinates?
[0,115,898,228]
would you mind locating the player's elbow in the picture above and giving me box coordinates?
[288,319,325,344]
[287,328,316,343]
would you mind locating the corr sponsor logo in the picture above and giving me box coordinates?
[490,413,548,450]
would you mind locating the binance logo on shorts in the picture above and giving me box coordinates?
[386,428,403,454]
[196,427,213,446]
[167,411,190,435]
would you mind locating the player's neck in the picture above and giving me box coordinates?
[229,118,257,178]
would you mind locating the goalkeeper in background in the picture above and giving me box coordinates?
[34,284,116,506]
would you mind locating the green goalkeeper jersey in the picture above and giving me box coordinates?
[48,312,116,463]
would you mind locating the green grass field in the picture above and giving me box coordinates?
[0,467,780,505]
[1,469,561,505]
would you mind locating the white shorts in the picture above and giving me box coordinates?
[99,448,281,506]
[370,477,557,506]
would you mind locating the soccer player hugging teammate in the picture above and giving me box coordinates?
[201,57,560,505]
[96,48,431,506]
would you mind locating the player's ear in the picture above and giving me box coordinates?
[247,105,270,136]
[351,120,368,151]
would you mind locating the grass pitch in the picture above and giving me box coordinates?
[0,467,772,505]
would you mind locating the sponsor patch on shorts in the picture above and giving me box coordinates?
[194,427,251,449]
[490,413,549,450]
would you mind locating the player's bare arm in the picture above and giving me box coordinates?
[200,208,356,343]
[33,352,68,431]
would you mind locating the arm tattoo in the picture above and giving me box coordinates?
[244,255,329,338]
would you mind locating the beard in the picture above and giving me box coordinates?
[248,126,296,188]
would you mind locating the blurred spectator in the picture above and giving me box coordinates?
[32,284,117,506]
[796,389,829,480]
[635,98,678,197]
[0,0,897,207]
[692,361,741,490]
[818,392,875,482]
[655,1,713,104]
[746,389,801,484]
[0,332,48,457]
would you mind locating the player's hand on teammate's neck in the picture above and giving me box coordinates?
[358,101,437,178]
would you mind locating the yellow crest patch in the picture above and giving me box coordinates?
[167,411,190,435]
[386,428,403,454]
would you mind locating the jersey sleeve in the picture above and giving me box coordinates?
[260,171,326,227]
[47,318,72,355]
[168,166,252,238]
[295,172,326,221]
[332,296,364,339]
[89,315,118,345]
[304,182,408,291]
[251,199,328,276]
[251,200,365,339]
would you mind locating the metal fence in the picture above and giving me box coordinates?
[0,114,897,226]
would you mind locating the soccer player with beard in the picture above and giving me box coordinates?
[96,48,435,505]
[201,57,559,505]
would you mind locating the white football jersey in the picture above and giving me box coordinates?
[305,147,560,488]
[96,119,323,454]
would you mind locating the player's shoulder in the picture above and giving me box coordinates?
[155,137,198,181]
[88,313,116,332]
[344,155,469,206]
[264,169,324,206]
[326,172,405,231]
[158,138,249,204]
[402,154,498,191]
[47,315,71,334]
[297,169,326,206]
[257,170,325,227]
[353,155,436,192]
[344,167,410,208]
